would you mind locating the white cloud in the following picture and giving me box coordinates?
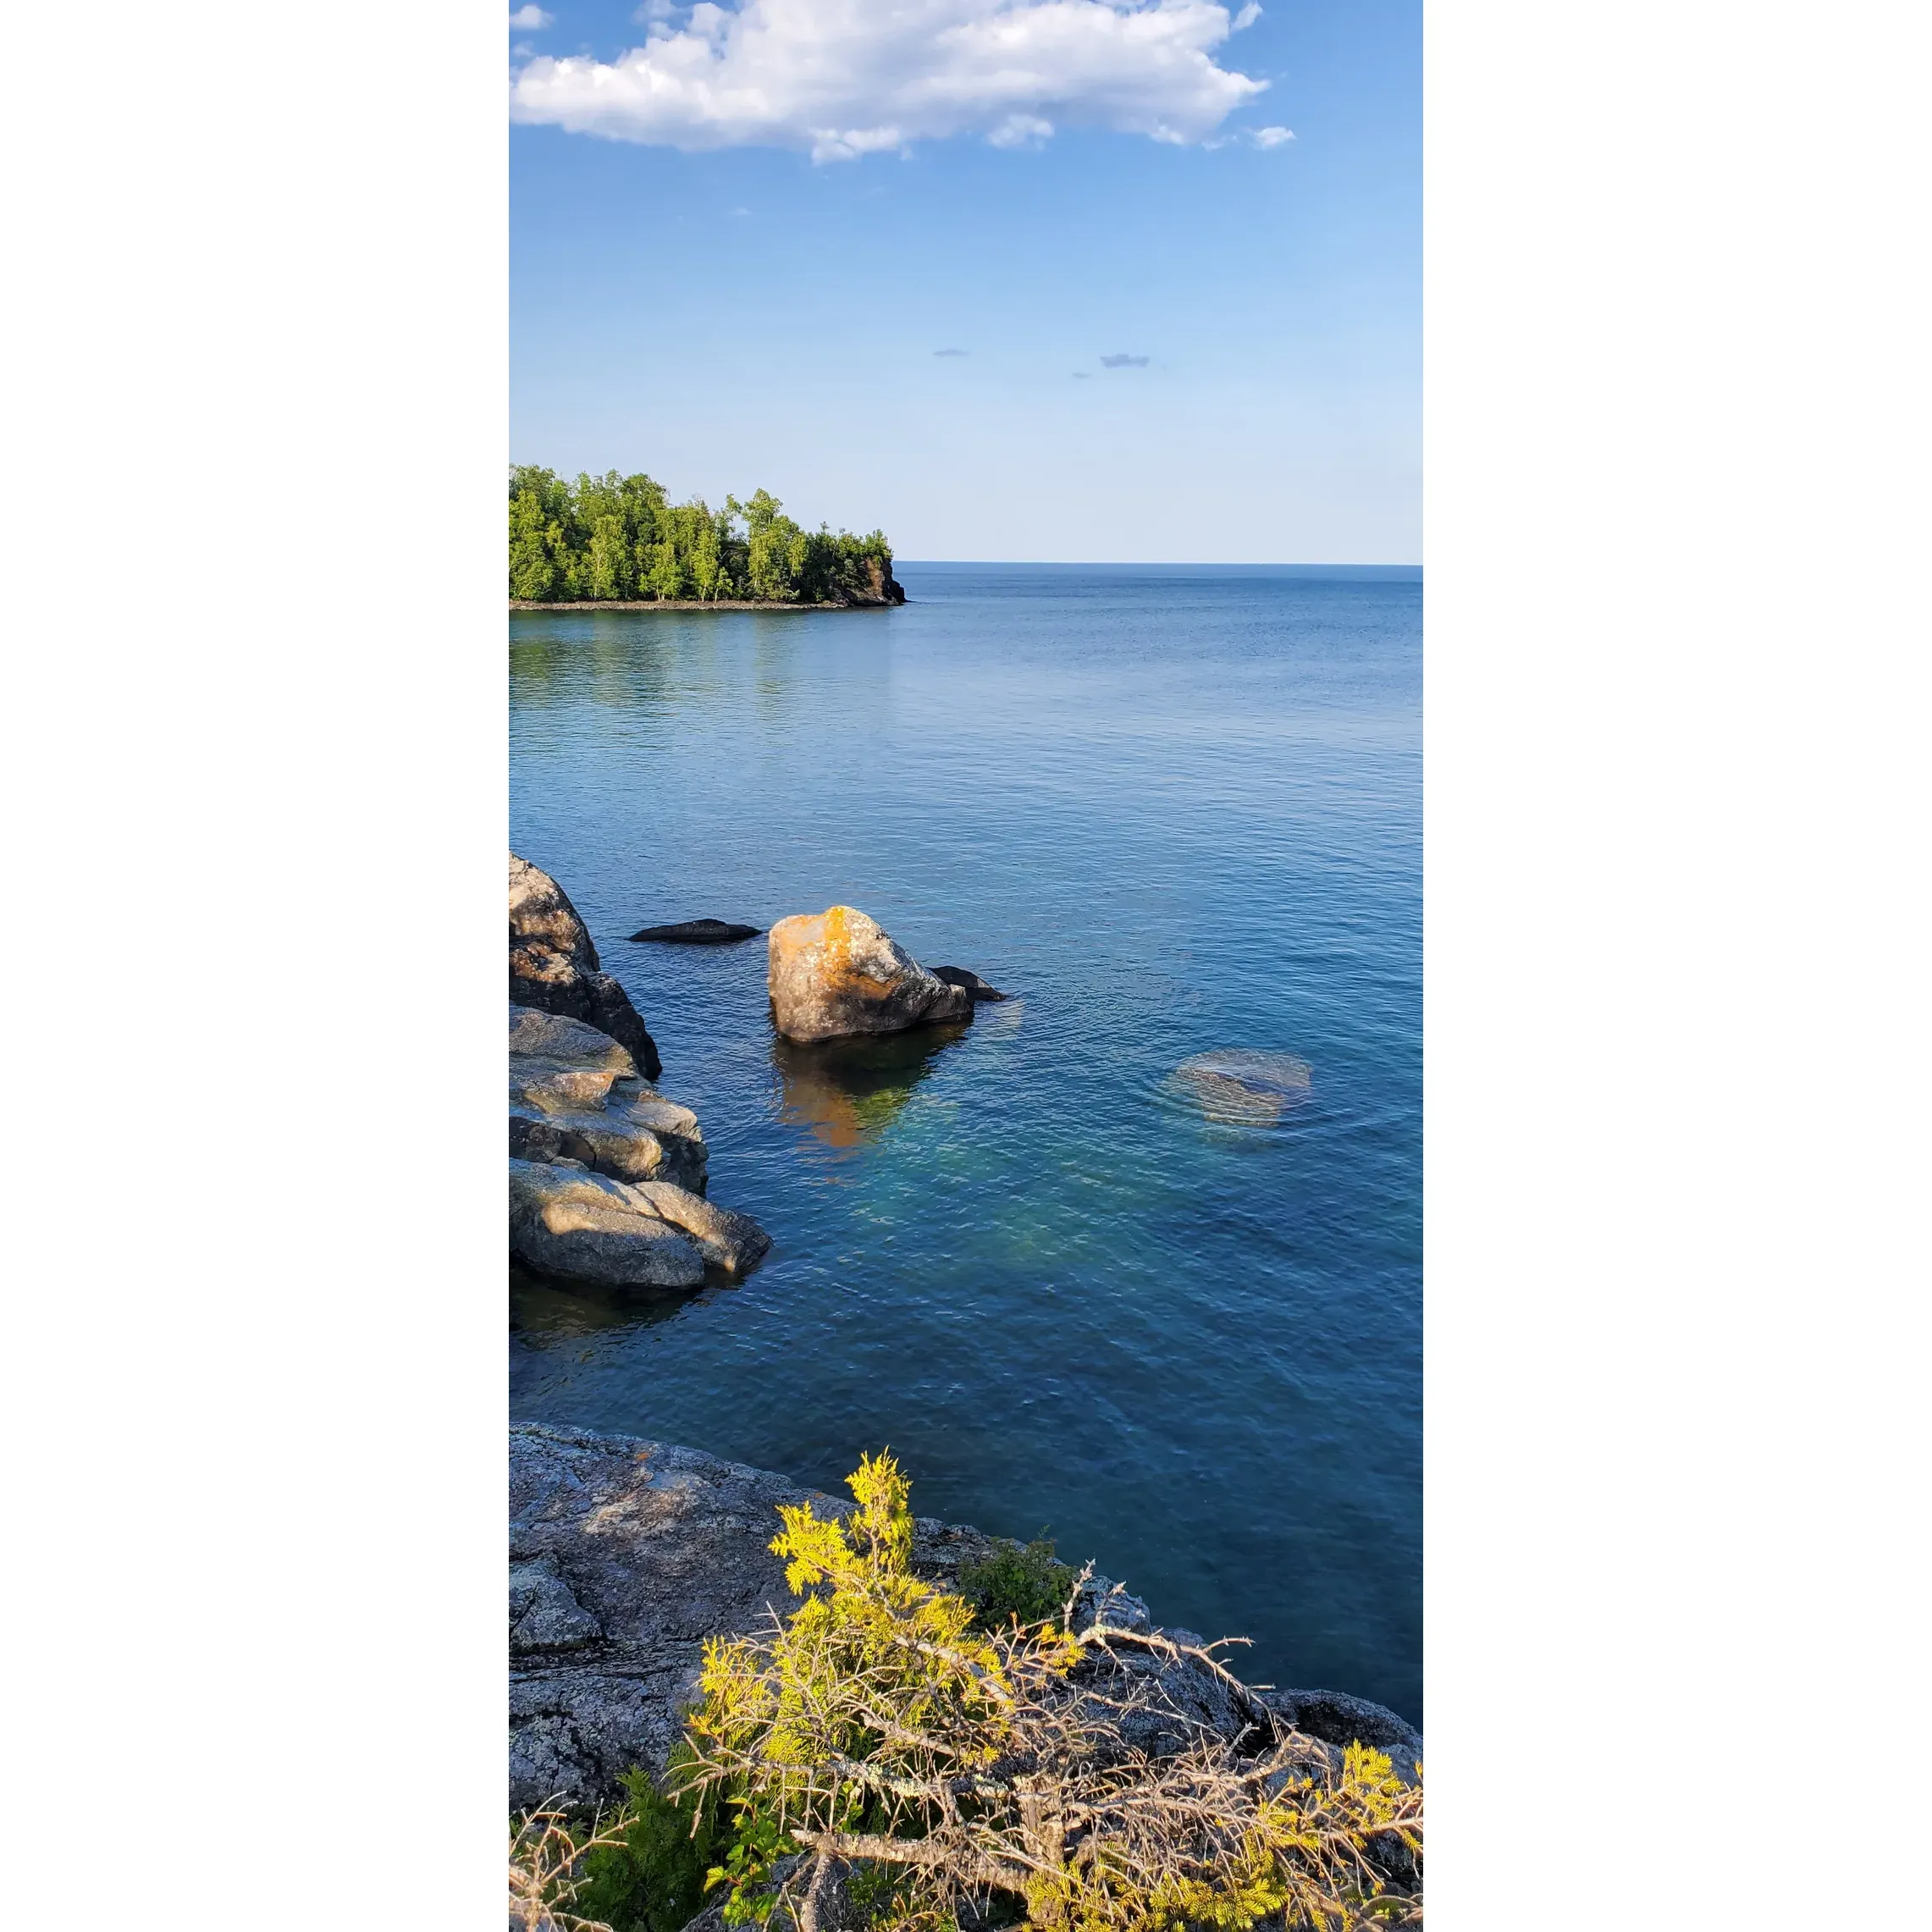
[1231,2,1260,27]
[510,0,1268,161]
[509,5,553,28]
[1250,123,1293,146]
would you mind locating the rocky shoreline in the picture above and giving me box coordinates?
[507,858,1419,1818]
[510,1421,1421,1812]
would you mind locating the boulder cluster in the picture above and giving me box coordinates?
[510,854,770,1289]
[510,858,1009,1292]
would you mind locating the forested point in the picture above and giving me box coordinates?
[509,466,904,606]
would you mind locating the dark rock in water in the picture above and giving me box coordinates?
[629,918,764,944]
[767,905,973,1041]
[506,1422,1420,1808]
[510,851,663,1079]
[930,964,1007,1002]
[1172,1049,1312,1125]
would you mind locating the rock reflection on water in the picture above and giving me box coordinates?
[510,1264,698,1343]
[773,1024,970,1151]
[1171,1049,1313,1126]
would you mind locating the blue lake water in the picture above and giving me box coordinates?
[509,563,1421,1723]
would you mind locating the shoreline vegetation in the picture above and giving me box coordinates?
[509,1427,1425,1932]
[511,598,893,613]
[510,465,904,607]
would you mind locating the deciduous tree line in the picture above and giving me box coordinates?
[509,466,901,604]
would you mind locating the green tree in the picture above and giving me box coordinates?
[510,467,897,607]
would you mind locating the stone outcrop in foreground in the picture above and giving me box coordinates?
[767,906,977,1043]
[511,852,663,1080]
[509,1422,1421,1811]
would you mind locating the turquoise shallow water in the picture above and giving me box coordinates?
[509,563,1421,1722]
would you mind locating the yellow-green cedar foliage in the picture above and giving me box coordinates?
[671,1454,1422,1932]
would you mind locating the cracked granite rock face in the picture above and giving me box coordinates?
[507,1423,1421,1809]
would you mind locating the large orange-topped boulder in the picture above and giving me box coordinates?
[766,906,974,1043]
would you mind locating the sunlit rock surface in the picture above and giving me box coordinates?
[767,905,975,1043]
[510,1003,707,1191]
[510,1160,709,1288]
[510,851,662,1080]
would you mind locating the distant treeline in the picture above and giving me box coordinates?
[509,466,901,604]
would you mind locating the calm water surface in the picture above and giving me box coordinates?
[509,564,1421,1722]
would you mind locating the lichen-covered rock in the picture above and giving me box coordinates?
[511,852,662,1080]
[767,906,974,1043]
[509,1424,854,1808]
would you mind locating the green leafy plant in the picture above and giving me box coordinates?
[958,1537,1077,1632]
[568,1750,731,1932]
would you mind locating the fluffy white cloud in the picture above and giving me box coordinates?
[1250,123,1293,146]
[509,0,1269,160]
[509,5,553,28]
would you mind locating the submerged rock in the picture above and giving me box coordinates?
[510,851,662,1080]
[1172,1049,1313,1126]
[767,905,974,1043]
[507,1422,1420,1808]
[930,964,1007,1002]
[629,918,763,944]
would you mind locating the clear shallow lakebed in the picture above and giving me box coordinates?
[509,563,1421,1722]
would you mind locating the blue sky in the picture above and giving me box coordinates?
[511,0,1418,562]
